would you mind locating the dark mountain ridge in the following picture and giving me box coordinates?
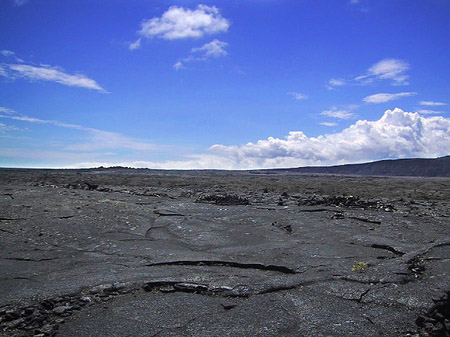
[267,156,450,177]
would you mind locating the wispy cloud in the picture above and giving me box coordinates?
[1,50,106,92]
[0,106,16,114]
[0,109,155,152]
[0,122,20,132]
[87,108,450,170]
[137,5,229,40]
[1,64,107,92]
[173,61,185,71]
[320,122,337,127]
[326,78,346,90]
[348,0,369,12]
[356,59,410,86]
[288,92,309,101]
[14,0,29,6]
[416,109,445,115]
[1,50,15,57]
[420,101,446,106]
[191,39,228,58]
[174,39,228,70]
[328,59,410,89]
[363,92,417,104]
[320,105,358,119]
[129,38,141,50]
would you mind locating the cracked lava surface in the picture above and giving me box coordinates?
[0,168,449,336]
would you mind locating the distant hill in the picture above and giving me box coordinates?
[266,156,450,177]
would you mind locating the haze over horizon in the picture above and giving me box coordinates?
[1,0,449,169]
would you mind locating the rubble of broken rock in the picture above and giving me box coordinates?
[416,291,450,336]
[195,193,250,205]
[297,194,396,211]
[0,168,449,336]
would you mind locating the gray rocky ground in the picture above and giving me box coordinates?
[0,168,449,336]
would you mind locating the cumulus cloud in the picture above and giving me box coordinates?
[202,108,450,169]
[71,108,450,170]
[356,59,410,85]
[320,105,358,119]
[363,92,417,104]
[420,101,446,106]
[288,92,309,101]
[138,5,229,40]
[1,63,107,92]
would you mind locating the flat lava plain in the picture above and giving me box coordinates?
[0,168,449,337]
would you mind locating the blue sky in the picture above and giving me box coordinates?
[0,0,449,169]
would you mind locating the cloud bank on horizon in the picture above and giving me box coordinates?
[6,108,442,170]
[203,108,449,170]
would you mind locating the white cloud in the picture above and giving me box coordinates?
[173,61,185,71]
[321,108,354,120]
[76,108,449,170]
[320,122,337,127]
[64,129,155,152]
[288,92,309,101]
[204,108,450,169]
[191,39,228,58]
[45,107,449,169]
[321,105,358,119]
[356,59,410,86]
[138,5,229,40]
[0,106,16,114]
[1,50,15,57]
[14,0,28,6]
[0,111,155,152]
[174,39,228,70]
[327,78,346,89]
[416,109,445,115]
[2,64,107,92]
[0,122,20,132]
[363,92,417,104]
[329,59,409,89]
[420,101,446,106]
[0,148,119,168]
[129,38,141,50]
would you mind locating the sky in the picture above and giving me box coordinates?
[0,0,449,169]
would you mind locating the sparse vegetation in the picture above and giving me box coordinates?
[352,261,368,273]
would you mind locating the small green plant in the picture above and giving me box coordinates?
[352,261,368,273]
